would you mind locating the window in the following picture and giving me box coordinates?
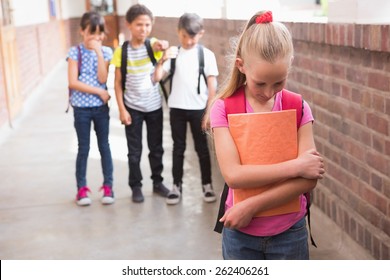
[48,0,58,20]
[89,0,114,15]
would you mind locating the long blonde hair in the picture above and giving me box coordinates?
[217,11,294,100]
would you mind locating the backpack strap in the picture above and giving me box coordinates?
[197,44,207,94]
[213,183,229,233]
[281,89,303,128]
[144,38,157,65]
[66,44,82,113]
[224,86,246,115]
[144,38,169,103]
[214,86,246,233]
[161,44,208,97]
[121,40,129,92]
[161,51,177,94]
[281,90,316,247]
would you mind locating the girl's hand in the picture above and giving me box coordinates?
[296,149,325,179]
[220,200,255,229]
[120,110,132,126]
[87,39,103,55]
[98,89,110,104]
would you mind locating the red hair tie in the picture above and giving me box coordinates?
[256,11,273,24]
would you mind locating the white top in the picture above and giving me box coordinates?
[163,45,219,110]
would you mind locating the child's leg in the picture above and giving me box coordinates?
[264,217,309,260]
[145,108,164,185]
[124,107,144,189]
[188,109,211,185]
[222,227,265,260]
[93,105,113,187]
[169,108,187,185]
[73,107,92,188]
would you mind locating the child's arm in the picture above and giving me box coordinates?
[113,67,131,125]
[218,122,323,229]
[68,58,110,103]
[89,39,109,84]
[153,46,178,83]
[220,177,316,229]
[202,75,218,130]
[152,39,169,52]
[213,123,324,189]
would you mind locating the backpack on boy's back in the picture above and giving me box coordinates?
[160,44,208,96]
[120,38,171,103]
[213,88,316,247]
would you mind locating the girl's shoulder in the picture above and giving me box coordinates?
[102,45,113,54]
[67,45,82,60]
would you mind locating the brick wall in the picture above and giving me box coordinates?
[284,22,390,260]
[0,60,7,127]
[152,17,390,259]
[15,20,67,101]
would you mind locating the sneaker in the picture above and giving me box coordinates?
[100,185,114,205]
[153,182,170,197]
[132,187,144,203]
[202,184,216,203]
[76,186,91,206]
[166,183,182,205]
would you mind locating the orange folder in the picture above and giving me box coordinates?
[228,110,300,217]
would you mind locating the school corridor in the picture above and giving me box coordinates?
[0,60,373,260]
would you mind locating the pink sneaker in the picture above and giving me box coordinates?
[76,186,91,206]
[100,185,114,205]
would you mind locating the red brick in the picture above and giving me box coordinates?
[369,25,382,51]
[346,24,354,46]
[366,150,389,175]
[366,113,389,135]
[372,134,385,153]
[354,25,363,48]
[368,72,390,92]
[363,25,371,49]
[381,25,389,52]
[360,186,388,214]
[372,94,386,113]
[370,172,383,192]
[346,67,367,86]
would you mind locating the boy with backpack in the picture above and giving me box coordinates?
[110,4,171,203]
[154,13,219,205]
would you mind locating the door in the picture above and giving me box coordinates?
[0,0,21,127]
[86,0,119,49]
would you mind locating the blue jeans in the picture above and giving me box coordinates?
[73,105,113,188]
[124,107,164,189]
[170,108,211,185]
[222,217,309,260]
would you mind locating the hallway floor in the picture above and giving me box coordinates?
[0,61,373,260]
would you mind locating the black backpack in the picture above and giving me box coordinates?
[121,38,170,103]
[161,44,208,96]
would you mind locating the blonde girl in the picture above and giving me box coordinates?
[209,11,325,259]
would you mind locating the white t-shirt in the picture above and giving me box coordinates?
[163,45,219,110]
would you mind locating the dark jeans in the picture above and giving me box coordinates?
[170,108,211,185]
[222,217,309,260]
[73,105,113,188]
[125,106,164,189]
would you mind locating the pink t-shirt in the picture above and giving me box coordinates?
[210,90,314,236]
